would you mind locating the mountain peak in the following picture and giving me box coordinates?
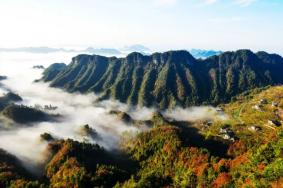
[164,50,195,58]
[125,52,147,63]
[126,51,145,58]
[151,50,195,63]
[235,49,255,57]
[73,54,109,64]
[42,50,283,108]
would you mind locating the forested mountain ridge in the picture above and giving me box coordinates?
[1,86,283,187]
[42,50,283,108]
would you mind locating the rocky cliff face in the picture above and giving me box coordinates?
[42,50,283,108]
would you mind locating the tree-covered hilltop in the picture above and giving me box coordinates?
[0,92,60,125]
[0,149,34,187]
[0,75,7,81]
[2,104,60,124]
[0,86,282,187]
[0,92,22,111]
[41,50,283,109]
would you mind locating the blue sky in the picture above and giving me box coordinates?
[0,0,282,54]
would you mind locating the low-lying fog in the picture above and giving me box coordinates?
[0,52,227,173]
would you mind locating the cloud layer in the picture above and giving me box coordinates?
[202,0,257,6]
[0,52,227,173]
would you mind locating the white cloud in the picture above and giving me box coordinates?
[209,16,243,23]
[234,0,257,6]
[154,0,177,6]
[200,0,257,6]
[203,0,218,5]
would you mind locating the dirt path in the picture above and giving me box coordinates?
[232,103,247,124]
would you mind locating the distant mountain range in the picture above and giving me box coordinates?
[0,46,122,55]
[0,47,72,53]
[0,45,151,56]
[41,49,283,109]
[190,49,223,59]
[121,44,151,54]
[0,46,223,59]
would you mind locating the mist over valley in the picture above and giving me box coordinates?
[0,0,282,186]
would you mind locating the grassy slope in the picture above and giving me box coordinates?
[117,86,283,187]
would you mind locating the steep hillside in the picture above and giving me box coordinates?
[0,86,282,187]
[0,149,34,187]
[42,50,283,108]
[41,63,67,82]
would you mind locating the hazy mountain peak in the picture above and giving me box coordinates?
[85,47,121,55]
[189,49,223,59]
[122,44,151,53]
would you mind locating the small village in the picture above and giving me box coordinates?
[252,98,282,129]
[197,90,283,143]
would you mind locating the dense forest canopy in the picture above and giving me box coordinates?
[0,85,282,187]
[0,49,282,187]
[42,50,283,109]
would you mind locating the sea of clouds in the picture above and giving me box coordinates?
[0,52,227,173]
